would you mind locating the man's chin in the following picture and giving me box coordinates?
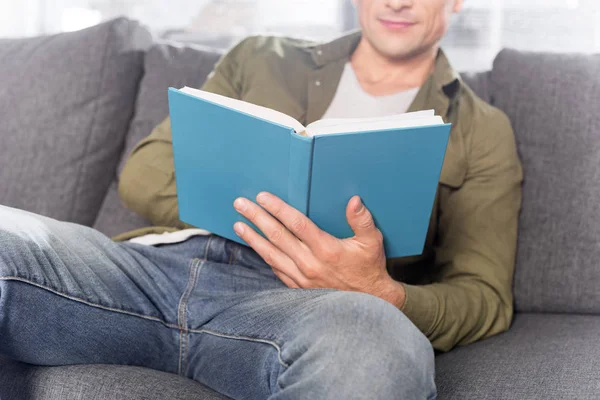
[375,44,425,62]
[362,33,432,62]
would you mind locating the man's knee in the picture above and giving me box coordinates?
[0,204,61,242]
[284,291,435,398]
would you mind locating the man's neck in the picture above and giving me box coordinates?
[350,39,438,97]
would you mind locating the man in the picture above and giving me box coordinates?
[0,0,522,398]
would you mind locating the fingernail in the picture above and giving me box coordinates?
[234,222,245,236]
[234,198,247,212]
[257,192,270,205]
[354,197,364,213]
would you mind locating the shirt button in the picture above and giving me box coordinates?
[316,49,323,56]
[315,80,321,86]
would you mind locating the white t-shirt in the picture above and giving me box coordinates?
[130,63,420,246]
[321,63,419,119]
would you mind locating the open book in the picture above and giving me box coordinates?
[168,87,451,258]
[178,86,443,137]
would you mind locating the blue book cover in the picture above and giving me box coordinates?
[168,87,451,258]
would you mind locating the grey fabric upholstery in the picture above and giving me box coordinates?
[4,314,596,400]
[436,313,600,399]
[489,49,600,314]
[0,18,151,226]
[1,30,599,400]
[93,43,222,237]
[0,359,229,400]
[460,71,492,104]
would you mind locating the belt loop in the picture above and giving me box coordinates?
[202,235,214,261]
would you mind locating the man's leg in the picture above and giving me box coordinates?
[0,204,435,399]
[181,238,437,400]
[0,204,208,374]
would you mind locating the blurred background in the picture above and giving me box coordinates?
[1,0,599,71]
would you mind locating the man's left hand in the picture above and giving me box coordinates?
[233,192,406,308]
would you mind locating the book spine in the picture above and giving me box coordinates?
[287,132,314,216]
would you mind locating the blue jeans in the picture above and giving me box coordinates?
[0,205,436,400]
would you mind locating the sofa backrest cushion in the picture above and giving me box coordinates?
[461,71,492,105]
[0,18,150,226]
[93,42,222,237]
[489,49,600,314]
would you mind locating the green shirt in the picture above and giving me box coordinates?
[116,32,523,352]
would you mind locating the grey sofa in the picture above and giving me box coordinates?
[0,18,598,400]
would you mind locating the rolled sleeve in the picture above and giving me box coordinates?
[401,109,523,352]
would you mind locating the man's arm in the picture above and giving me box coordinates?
[400,109,523,352]
[118,41,246,227]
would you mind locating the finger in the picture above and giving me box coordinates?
[345,196,381,242]
[271,268,300,289]
[233,221,306,287]
[255,192,331,250]
[234,197,306,257]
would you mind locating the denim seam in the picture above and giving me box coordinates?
[189,327,290,368]
[0,277,179,329]
[176,259,193,375]
[176,258,204,375]
[0,274,292,371]
[186,260,205,374]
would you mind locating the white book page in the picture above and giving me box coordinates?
[179,87,306,134]
[305,109,435,132]
[306,112,444,137]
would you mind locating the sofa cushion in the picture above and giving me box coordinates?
[0,359,230,400]
[489,49,600,314]
[0,18,151,226]
[436,313,600,399]
[460,71,492,105]
[93,43,222,237]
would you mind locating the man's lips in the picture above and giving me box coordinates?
[378,18,416,30]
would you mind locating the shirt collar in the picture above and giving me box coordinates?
[432,49,461,101]
[305,31,462,102]
[306,30,362,66]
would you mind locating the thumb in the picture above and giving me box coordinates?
[346,196,379,240]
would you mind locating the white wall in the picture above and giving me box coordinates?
[0,0,212,38]
[1,0,599,72]
[0,0,42,38]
